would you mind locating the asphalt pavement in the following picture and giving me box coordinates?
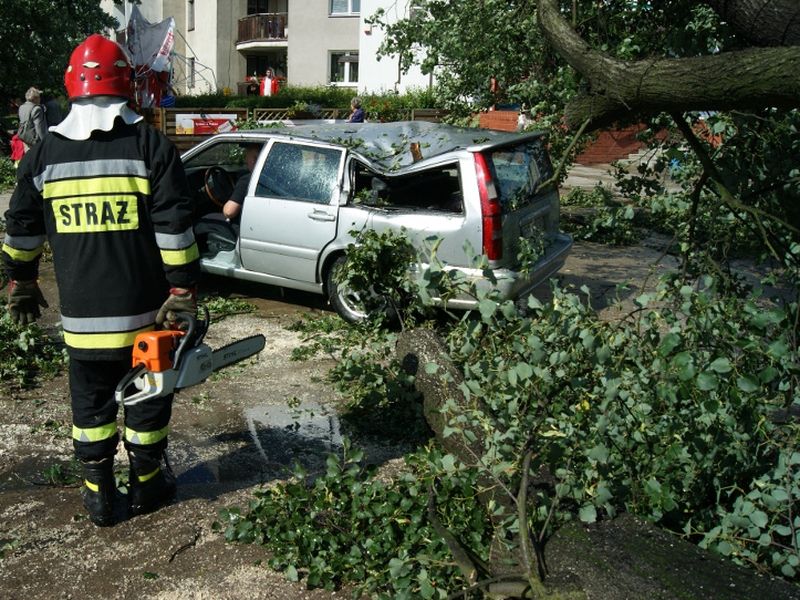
[0,190,10,215]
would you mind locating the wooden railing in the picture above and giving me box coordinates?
[237,13,288,43]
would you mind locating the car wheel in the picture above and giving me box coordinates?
[326,256,369,323]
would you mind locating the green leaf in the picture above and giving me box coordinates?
[750,510,769,528]
[515,362,533,381]
[389,557,406,578]
[419,576,435,599]
[478,298,497,320]
[579,505,597,523]
[441,454,457,473]
[696,371,718,391]
[658,332,681,356]
[709,357,732,373]
[635,293,651,308]
[716,541,733,556]
[285,565,299,582]
[736,375,759,393]
[424,362,439,375]
[587,444,609,464]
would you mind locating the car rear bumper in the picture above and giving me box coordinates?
[432,232,573,310]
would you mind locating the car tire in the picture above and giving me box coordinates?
[326,255,369,323]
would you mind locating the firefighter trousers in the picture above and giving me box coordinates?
[69,357,173,462]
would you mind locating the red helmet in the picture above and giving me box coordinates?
[64,34,134,101]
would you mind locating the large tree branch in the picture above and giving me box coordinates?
[707,0,800,46]
[538,0,800,130]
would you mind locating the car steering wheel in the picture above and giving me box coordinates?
[204,167,235,208]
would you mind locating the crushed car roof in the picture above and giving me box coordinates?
[249,120,545,172]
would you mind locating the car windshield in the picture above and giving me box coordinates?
[184,142,251,170]
[488,140,554,211]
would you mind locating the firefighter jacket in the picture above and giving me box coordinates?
[2,120,200,360]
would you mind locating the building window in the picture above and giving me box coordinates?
[330,52,358,85]
[189,57,196,89]
[330,0,360,16]
[247,0,286,15]
[188,0,195,31]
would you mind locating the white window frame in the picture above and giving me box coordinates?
[329,0,360,16]
[329,51,359,86]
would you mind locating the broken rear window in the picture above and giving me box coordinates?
[488,140,554,211]
[350,162,463,213]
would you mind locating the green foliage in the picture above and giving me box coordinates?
[437,275,799,581]
[0,304,66,388]
[561,186,641,245]
[201,295,256,322]
[613,110,800,264]
[0,0,118,104]
[183,86,441,123]
[336,228,421,325]
[215,440,490,597]
[0,157,17,191]
[0,538,20,559]
[41,459,81,486]
[224,229,800,597]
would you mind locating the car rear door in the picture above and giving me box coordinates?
[239,139,344,283]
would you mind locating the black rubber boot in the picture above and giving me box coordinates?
[80,457,116,527]
[128,451,176,517]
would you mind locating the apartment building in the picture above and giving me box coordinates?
[101,0,431,97]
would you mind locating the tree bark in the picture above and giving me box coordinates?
[708,0,800,46]
[538,0,800,129]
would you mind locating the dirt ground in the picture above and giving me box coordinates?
[0,234,792,600]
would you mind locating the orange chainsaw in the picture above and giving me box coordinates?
[114,309,265,406]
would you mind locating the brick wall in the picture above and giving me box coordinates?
[574,125,648,164]
[477,111,520,132]
[476,111,650,165]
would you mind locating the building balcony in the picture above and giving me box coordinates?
[237,13,288,45]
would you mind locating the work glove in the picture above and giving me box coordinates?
[155,287,197,328]
[7,279,49,325]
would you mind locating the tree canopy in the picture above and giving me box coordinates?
[0,0,119,106]
[371,0,800,122]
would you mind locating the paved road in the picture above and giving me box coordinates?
[0,191,10,215]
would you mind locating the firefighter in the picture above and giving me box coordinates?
[2,34,199,526]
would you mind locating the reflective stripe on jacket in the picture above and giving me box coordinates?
[2,121,199,359]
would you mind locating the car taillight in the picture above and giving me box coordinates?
[474,152,502,260]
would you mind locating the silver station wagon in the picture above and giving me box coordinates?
[184,121,573,321]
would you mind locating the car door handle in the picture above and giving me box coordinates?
[308,210,336,222]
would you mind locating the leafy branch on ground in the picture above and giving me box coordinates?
[0,305,66,388]
[221,218,800,596]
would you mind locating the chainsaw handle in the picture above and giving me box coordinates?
[114,363,148,404]
[171,306,209,368]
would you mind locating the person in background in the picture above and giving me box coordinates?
[9,134,25,167]
[2,34,200,527]
[260,68,277,97]
[42,94,64,127]
[223,143,262,224]
[347,96,365,123]
[17,87,47,152]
